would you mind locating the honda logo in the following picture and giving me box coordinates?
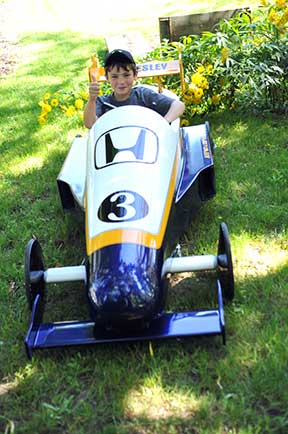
[95,126,158,168]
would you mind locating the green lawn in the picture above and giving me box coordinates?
[1,1,288,433]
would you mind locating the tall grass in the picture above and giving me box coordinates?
[0,21,287,434]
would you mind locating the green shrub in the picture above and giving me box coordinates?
[145,0,288,122]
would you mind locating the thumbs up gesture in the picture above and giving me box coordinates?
[88,74,100,101]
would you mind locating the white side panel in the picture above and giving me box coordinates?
[57,137,87,208]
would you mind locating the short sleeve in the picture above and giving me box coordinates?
[96,97,106,117]
[137,87,174,117]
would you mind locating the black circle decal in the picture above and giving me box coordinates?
[98,190,149,223]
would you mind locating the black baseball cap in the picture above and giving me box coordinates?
[104,49,136,67]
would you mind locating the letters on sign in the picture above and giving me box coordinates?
[137,60,180,77]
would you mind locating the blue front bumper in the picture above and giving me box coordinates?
[25,280,225,359]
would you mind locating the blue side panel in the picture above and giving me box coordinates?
[176,123,214,202]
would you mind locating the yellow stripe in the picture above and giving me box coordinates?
[86,150,179,255]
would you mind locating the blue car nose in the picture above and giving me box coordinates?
[88,243,165,325]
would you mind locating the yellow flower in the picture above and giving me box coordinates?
[206,64,213,74]
[38,114,47,125]
[277,8,288,27]
[51,98,59,107]
[221,47,230,63]
[260,0,269,5]
[191,72,209,89]
[38,100,45,108]
[75,98,84,109]
[276,0,286,9]
[43,92,51,100]
[41,103,52,114]
[188,82,196,92]
[181,118,189,127]
[268,8,277,22]
[202,77,209,89]
[193,87,204,100]
[183,93,195,104]
[197,65,205,74]
[211,94,221,105]
[80,90,89,100]
[65,105,76,117]
[191,72,203,86]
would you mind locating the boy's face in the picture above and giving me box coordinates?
[106,65,137,101]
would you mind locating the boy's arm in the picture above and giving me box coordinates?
[84,76,100,129]
[84,98,97,129]
[164,100,185,124]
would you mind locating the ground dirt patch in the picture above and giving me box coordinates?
[0,1,22,76]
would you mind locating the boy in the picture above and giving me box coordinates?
[84,49,185,129]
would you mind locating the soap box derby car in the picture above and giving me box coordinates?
[24,58,234,359]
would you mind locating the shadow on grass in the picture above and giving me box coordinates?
[0,264,287,433]
[0,30,107,166]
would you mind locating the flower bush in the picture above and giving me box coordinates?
[37,84,89,126]
[146,0,287,123]
[38,1,287,126]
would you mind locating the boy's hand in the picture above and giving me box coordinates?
[88,74,100,101]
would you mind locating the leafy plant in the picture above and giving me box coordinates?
[37,84,89,126]
[145,1,288,122]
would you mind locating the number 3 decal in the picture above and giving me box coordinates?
[108,192,136,221]
[98,190,149,223]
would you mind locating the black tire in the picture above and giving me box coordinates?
[25,238,46,319]
[217,222,234,301]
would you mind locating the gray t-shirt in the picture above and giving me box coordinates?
[96,86,174,118]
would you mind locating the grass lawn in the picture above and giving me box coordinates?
[0,1,288,433]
